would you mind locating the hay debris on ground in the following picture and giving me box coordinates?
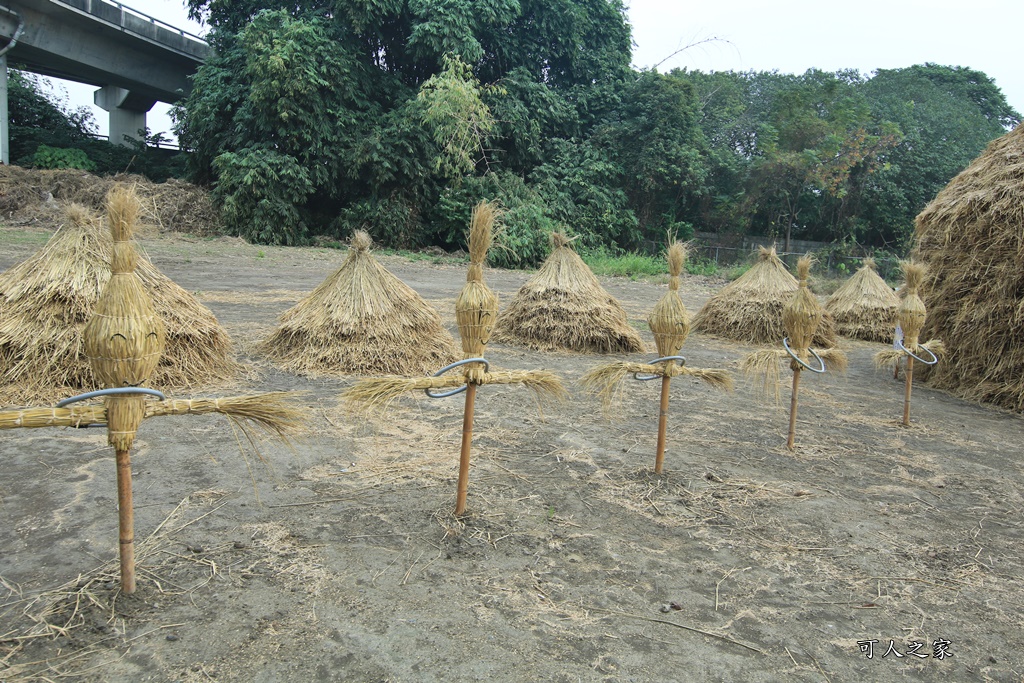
[256,230,459,377]
[0,166,220,235]
[0,204,241,405]
[693,246,837,347]
[825,258,901,342]
[491,233,645,353]
[912,123,1024,410]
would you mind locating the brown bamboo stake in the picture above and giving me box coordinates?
[902,355,914,427]
[115,449,136,593]
[654,375,671,474]
[787,368,802,450]
[455,383,478,515]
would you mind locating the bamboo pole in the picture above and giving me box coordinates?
[654,376,671,474]
[115,449,136,593]
[787,368,802,450]
[455,383,478,516]
[902,355,914,426]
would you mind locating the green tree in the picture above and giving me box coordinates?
[858,64,1021,247]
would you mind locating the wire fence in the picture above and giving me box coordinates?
[687,243,903,282]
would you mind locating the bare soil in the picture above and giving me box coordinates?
[1,222,1023,682]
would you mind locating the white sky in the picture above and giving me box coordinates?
[43,0,1024,143]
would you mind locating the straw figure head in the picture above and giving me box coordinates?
[648,239,690,357]
[82,186,166,451]
[824,257,900,342]
[897,261,927,349]
[83,186,166,388]
[491,231,645,353]
[256,229,458,376]
[782,256,823,360]
[455,201,501,382]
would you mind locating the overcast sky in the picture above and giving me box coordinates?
[48,0,1024,142]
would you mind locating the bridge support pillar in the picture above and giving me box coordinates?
[94,86,157,147]
[1,54,9,164]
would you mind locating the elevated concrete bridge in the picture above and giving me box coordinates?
[0,0,211,162]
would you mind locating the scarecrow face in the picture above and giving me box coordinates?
[107,316,165,385]
[85,310,166,388]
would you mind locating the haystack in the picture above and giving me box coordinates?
[257,230,459,377]
[0,204,240,405]
[491,233,645,353]
[825,258,900,342]
[912,123,1024,411]
[693,246,837,347]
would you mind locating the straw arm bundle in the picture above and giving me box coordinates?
[873,339,946,373]
[741,347,848,402]
[579,361,733,410]
[342,369,567,414]
[0,393,307,435]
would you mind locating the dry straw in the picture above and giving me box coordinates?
[825,258,901,342]
[741,255,847,449]
[257,230,458,376]
[873,261,945,425]
[908,123,1021,409]
[492,232,645,353]
[0,202,241,406]
[0,185,307,594]
[343,201,567,514]
[580,238,732,473]
[694,246,838,347]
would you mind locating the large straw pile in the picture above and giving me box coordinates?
[492,233,645,353]
[825,258,900,342]
[257,230,458,377]
[0,204,240,405]
[912,124,1024,410]
[693,246,837,347]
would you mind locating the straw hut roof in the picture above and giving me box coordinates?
[491,233,645,353]
[0,204,241,405]
[693,246,838,347]
[912,123,1024,410]
[257,230,458,376]
[825,258,900,342]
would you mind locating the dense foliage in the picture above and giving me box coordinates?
[171,2,1015,255]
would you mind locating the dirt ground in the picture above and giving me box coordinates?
[1,220,1023,683]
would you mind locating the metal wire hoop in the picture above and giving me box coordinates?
[782,338,826,374]
[57,387,166,407]
[633,356,686,381]
[55,387,167,428]
[896,340,939,366]
[424,358,490,398]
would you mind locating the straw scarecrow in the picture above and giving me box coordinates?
[873,262,944,426]
[0,203,240,405]
[742,256,847,450]
[911,123,1024,411]
[491,232,645,353]
[0,186,305,593]
[694,246,838,347]
[580,239,733,473]
[257,230,458,376]
[824,258,901,342]
[343,202,567,515]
